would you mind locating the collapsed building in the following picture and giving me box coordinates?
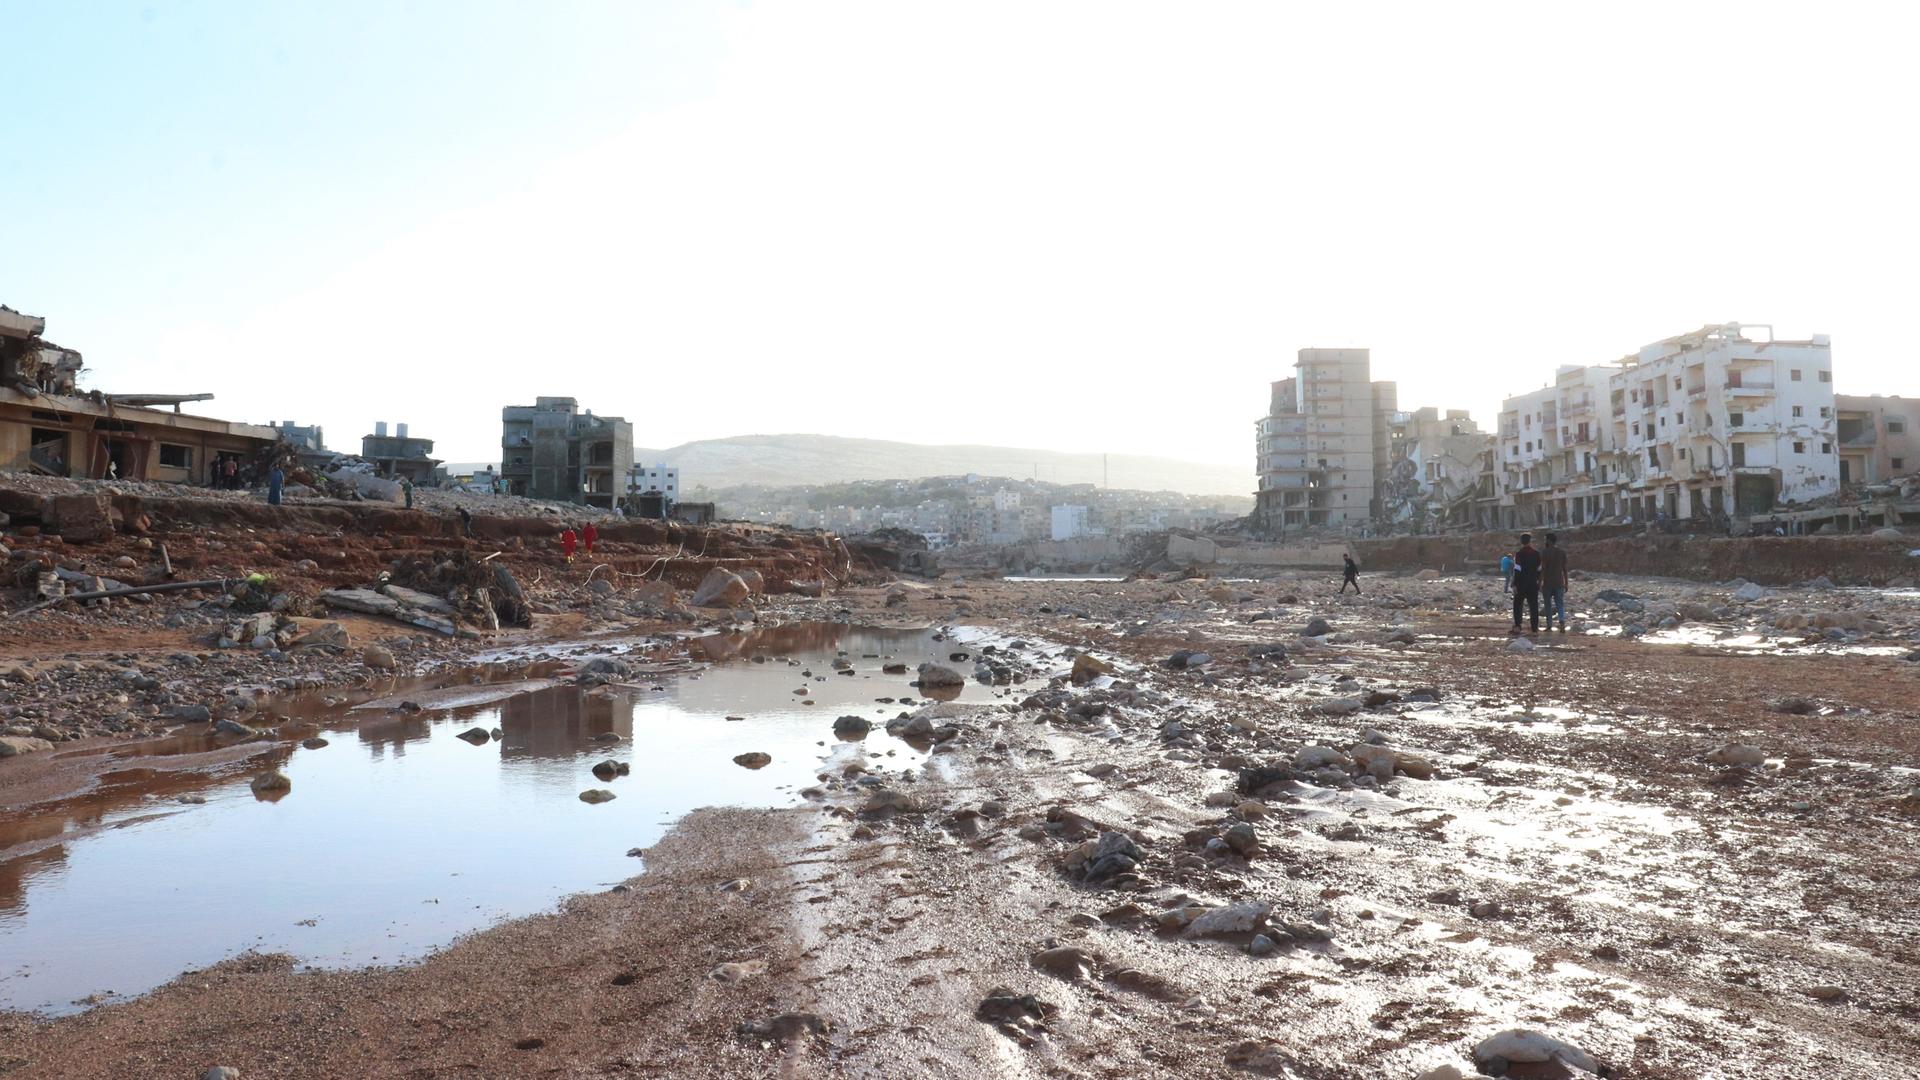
[360,421,439,483]
[1,304,279,484]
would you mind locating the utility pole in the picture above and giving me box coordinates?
[1103,453,1108,489]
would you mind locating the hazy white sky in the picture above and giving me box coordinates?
[6,1,1917,470]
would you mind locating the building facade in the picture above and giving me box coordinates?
[500,397,635,508]
[1253,348,1399,534]
[1835,395,1920,487]
[1488,324,1837,527]
[1050,503,1091,541]
[360,421,439,482]
[628,463,680,500]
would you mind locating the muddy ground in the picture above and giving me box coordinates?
[4,561,1920,1078]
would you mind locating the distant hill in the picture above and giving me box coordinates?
[631,435,1249,497]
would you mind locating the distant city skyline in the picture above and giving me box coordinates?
[6,2,1918,471]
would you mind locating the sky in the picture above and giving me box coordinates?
[4,1,1917,471]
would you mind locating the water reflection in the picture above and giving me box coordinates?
[0,622,993,1015]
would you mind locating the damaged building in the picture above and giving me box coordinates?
[1835,394,1920,488]
[1,304,279,484]
[360,421,439,483]
[500,397,634,508]
[1253,348,1399,535]
[1380,407,1491,530]
[1487,324,1838,528]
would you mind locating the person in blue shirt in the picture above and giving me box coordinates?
[1500,552,1515,594]
[266,464,284,506]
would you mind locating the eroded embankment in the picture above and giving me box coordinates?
[1349,532,1917,585]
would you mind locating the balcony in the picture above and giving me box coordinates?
[1724,379,1775,396]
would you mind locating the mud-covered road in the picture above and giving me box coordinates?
[4,570,1919,1078]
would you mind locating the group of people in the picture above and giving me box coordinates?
[1500,532,1569,634]
[1337,531,1572,635]
[558,522,600,562]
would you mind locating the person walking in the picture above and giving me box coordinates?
[402,478,414,510]
[1500,551,1515,594]
[1509,532,1542,635]
[458,506,474,539]
[1339,553,1361,594]
[560,527,578,563]
[267,463,284,506]
[583,521,599,557]
[1540,531,1569,632]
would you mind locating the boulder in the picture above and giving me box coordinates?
[690,568,750,608]
[250,771,292,794]
[1706,743,1766,767]
[733,752,772,769]
[1069,653,1113,685]
[1471,1029,1599,1075]
[1873,527,1902,540]
[579,789,617,804]
[0,735,55,758]
[456,727,491,745]
[736,569,766,594]
[916,663,966,688]
[1184,901,1273,938]
[362,645,397,671]
[1302,617,1332,637]
[832,715,873,737]
[1732,582,1771,602]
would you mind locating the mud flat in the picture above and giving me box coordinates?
[3,571,1919,1078]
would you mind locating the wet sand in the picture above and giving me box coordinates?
[4,572,1919,1078]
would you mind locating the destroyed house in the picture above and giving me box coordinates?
[500,396,634,508]
[360,421,439,482]
[1,304,278,484]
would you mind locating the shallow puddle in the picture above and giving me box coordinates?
[0,622,1001,1015]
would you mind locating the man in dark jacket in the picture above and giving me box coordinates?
[1340,553,1361,594]
[1540,532,1570,632]
[1509,533,1542,634]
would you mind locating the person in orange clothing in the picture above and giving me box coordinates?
[560,527,578,563]
[582,521,599,556]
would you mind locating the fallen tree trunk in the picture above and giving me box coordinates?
[6,577,234,619]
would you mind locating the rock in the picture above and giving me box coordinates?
[579,789,617,804]
[1248,933,1278,957]
[831,715,872,737]
[362,645,396,671]
[1471,1029,1600,1075]
[1185,901,1273,938]
[1070,653,1113,685]
[1384,628,1418,645]
[294,621,350,649]
[1183,651,1213,668]
[1030,946,1100,982]
[214,719,255,737]
[1805,984,1848,1001]
[587,578,615,596]
[710,959,768,984]
[1294,745,1351,770]
[301,737,329,749]
[1302,617,1332,637]
[1771,697,1817,715]
[1415,1068,1467,1080]
[1706,743,1765,767]
[1677,601,1716,622]
[1508,637,1536,653]
[916,663,965,688]
[1312,696,1363,717]
[456,727,492,744]
[591,759,629,780]
[733,752,772,769]
[1806,575,1835,590]
[1873,527,1903,540]
[690,568,751,608]
[0,735,55,758]
[172,704,213,723]
[250,771,291,794]
[737,1011,828,1045]
[885,713,934,739]
[1068,830,1144,882]
[203,1068,242,1080]
[861,788,924,815]
[1732,582,1771,602]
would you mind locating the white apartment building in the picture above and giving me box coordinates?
[628,462,679,499]
[1254,348,1399,534]
[1490,324,1836,527]
[1050,503,1092,541]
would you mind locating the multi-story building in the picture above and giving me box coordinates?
[1489,324,1836,527]
[627,463,680,500]
[1050,503,1092,541]
[1835,395,1920,487]
[1253,348,1399,534]
[500,396,635,508]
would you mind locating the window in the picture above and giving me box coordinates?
[1678,447,1688,459]
[1819,370,1831,383]
[1659,416,1666,427]
[1792,405,1803,417]
[1793,441,1806,454]
[157,444,192,469]
[1890,420,1907,434]
[1821,442,1832,454]
[1631,422,1640,435]
[1819,406,1830,419]
[1509,446,1517,457]
[1791,369,1802,381]
[1647,448,1659,467]
[1728,412,1743,427]
[1673,376,1682,390]
[1895,457,1907,470]
[1732,442,1746,467]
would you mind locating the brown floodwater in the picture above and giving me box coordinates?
[0,622,1008,1015]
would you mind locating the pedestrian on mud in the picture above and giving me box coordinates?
[221,455,238,490]
[1509,532,1542,635]
[1500,551,1515,594]
[1340,553,1361,594]
[1540,531,1569,632]
[267,463,284,506]
[583,521,599,556]
[561,527,578,563]
[458,506,474,539]
[402,477,414,510]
